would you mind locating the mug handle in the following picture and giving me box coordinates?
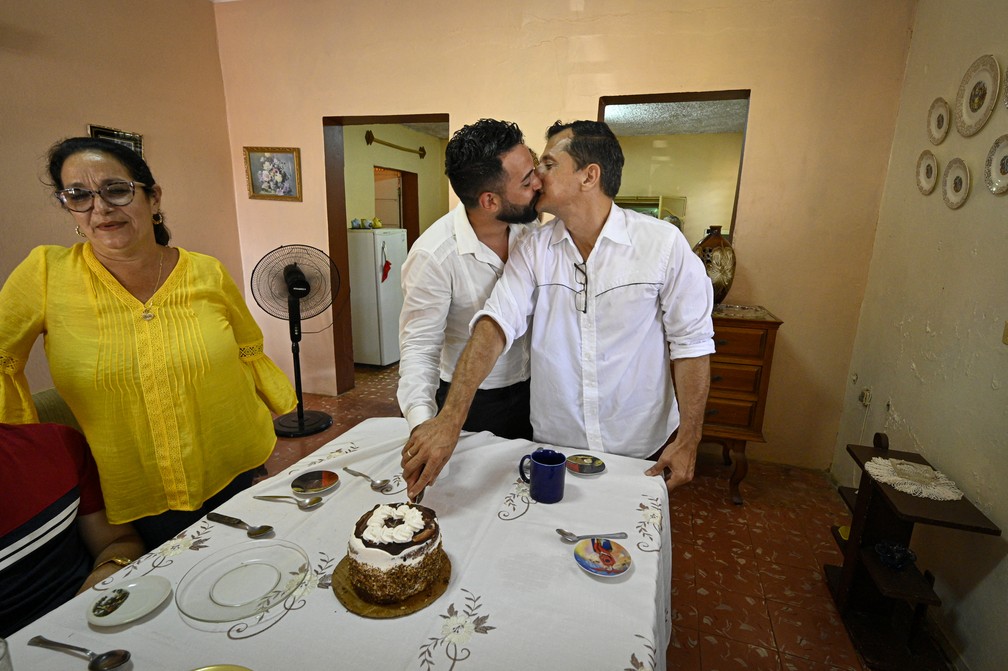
[519,454,532,483]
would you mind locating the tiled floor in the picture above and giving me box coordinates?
[268,364,863,671]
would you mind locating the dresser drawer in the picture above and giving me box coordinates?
[710,362,762,395]
[713,326,767,359]
[703,397,757,429]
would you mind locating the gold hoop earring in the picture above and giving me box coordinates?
[153,212,164,225]
[75,226,86,238]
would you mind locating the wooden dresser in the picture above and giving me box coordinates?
[701,304,782,504]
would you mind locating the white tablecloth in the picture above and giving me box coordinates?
[7,418,671,670]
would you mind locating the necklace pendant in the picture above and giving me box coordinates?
[142,310,155,321]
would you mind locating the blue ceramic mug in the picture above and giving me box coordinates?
[519,448,566,503]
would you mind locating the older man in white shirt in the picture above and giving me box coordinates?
[402,120,715,498]
[397,119,541,441]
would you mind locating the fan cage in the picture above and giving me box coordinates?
[250,244,338,320]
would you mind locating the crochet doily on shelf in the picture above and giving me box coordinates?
[864,457,963,501]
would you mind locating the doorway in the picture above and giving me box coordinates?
[321,114,448,393]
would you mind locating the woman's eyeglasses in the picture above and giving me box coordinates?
[56,181,144,212]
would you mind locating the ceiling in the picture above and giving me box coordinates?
[401,98,749,141]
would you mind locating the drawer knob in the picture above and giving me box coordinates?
[705,408,719,417]
[711,375,723,382]
[715,339,730,346]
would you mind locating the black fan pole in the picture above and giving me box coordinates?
[273,266,333,437]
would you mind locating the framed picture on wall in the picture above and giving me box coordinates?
[87,124,143,157]
[243,146,302,201]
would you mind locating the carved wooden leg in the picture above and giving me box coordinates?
[727,439,748,505]
[721,443,731,465]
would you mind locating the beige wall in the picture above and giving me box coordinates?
[1,1,243,391]
[618,133,745,245]
[215,0,916,466]
[342,124,448,231]
[832,2,1008,668]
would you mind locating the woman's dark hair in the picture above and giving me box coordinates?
[444,119,525,208]
[47,137,171,245]
[546,120,624,198]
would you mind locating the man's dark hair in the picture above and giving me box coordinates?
[546,120,624,198]
[47,136,171,245]
[445,119,525,208]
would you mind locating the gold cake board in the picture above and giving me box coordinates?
[331,549,451,619]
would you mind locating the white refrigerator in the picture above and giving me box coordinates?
[348,228,407,365]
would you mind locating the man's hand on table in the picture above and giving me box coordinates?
[645,433,699,493]
[401,416,461,500]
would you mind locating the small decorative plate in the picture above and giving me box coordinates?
[956,54,1000,137]
[566,454,606,475]
[176,540,309,623]
[942,158,970,209]
[87,575,172,627]
[291,469,340,495]
[983,134,1008,195]
[917,150,939,195]
[573,538,632,577]
[927,97,950,145]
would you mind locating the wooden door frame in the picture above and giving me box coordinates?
[322,114,446,392]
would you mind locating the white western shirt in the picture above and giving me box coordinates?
[397,204,532,431]
[474,204,715,457]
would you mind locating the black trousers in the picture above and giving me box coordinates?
[436,378,533,441]
[130,468,257,549]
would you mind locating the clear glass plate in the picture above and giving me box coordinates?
[175,540,309,622]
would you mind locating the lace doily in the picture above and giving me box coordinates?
[864,457,963,501]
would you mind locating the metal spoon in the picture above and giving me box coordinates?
[556,528,628,543]
[28,635,131,671]
[207,511,274,538]
[343,467,391,492]
[253,494,324,510]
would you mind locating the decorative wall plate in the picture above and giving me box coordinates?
[983,134,1008,194]
[942,158,970,209]
[927,97,950,145]
[917,150,939,195]
[955,55,1000,137]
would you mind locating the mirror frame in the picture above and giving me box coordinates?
[598,89,750,245]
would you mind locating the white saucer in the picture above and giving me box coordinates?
[87,575,172,627]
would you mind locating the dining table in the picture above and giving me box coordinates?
[6,417,672,670]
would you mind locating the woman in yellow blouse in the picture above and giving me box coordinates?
[0,137,297,547]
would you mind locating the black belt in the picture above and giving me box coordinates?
[439,378,529,402]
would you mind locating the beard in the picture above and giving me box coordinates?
[497,192,540,224]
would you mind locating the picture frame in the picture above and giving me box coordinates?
[87,124,143,157]
[243,147,302,201]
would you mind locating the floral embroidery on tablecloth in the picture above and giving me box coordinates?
[285,441,360,474]
[419,589,495,670]
[93,521,213,589]
[625,634,658,671]
[636,495,663,553]
[497,478,533,520]
[227,560,310,639]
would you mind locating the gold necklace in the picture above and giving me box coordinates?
[141,248,165,321]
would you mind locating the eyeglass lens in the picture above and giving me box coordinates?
[574,262,587,313]
[58,181,137,212]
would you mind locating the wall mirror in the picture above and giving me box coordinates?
[598,90,750,247]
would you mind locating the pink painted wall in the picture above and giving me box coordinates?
[214,0,916,470]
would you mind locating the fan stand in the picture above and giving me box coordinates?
[274,289,333,438]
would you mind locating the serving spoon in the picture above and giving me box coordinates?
[28,635,131,670]
[207,511,274,538]
[556,528,628,543]
[343,467,391,492]
[253,494,324,510]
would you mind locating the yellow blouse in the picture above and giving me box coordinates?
[0,244,297,524]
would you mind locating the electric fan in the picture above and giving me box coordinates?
[251,244,339,437]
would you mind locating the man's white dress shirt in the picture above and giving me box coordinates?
[397,204,531,431]
[474,204,715,458]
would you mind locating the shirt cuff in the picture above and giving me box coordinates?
[405,405,435,432]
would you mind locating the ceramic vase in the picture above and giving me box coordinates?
[692,226,735,304]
